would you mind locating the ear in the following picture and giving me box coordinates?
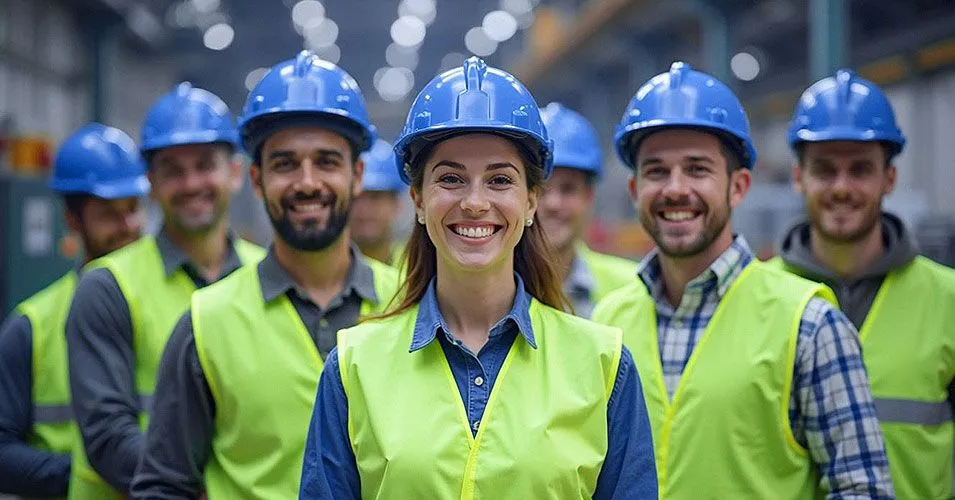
[729,168,752,209]
[526,186,540,221]
[884,164,897,196]
[228,154,244,193]
[146,169,159,202]
[64,208,83,234]
[791,163,804,194]
[352,157,365,197]
[410,186,424,221]
[628,174,638,204]
[249,163,264,199]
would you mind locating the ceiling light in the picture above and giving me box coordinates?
[391,15,426,47]
[731,52,760,81]
[304,18,338,48]
[375,67,415,102]
[482,10,518,42]
[244,67,270,91]
[399,0,437,26]
[500,0,532,16]
[465,27,497,57]
[292,0,325,27]
[203,23,234,50]
[386,43,419,71]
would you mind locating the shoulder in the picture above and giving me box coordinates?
[592,280,649,320]
[233,238,266,262]
[581,247,637,273]
[192,265,260,314]
[88,236,157,269]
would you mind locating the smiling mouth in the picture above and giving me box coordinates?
[450,224,500,239]
[659,210,699,222]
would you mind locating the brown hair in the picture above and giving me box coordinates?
[373,137,571,320]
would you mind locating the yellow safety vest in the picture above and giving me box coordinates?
[192,257,398,499]
[68,236,264,499]
[16,272,78,465]
[339,299,622,499]
[593,260,835,499]
[577,244,636,304]
[769,255,955,499]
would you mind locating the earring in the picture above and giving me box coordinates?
[417,214,425,224]
[525,218,533,227]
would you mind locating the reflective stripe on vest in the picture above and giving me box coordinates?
[193,258,398,499]
[593,260,835,499]
[17,272,78,455]
[68,236,265,500]
[340,299,622,499]
[770,255,955,500]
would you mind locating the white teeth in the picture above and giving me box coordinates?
[294,203,321,212]
[455,226,493,238]
[663,211,695,221]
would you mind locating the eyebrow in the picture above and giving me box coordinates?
[431,160,519,173]
[639,155,715,167]
[267,149,344,161]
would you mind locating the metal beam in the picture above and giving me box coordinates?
[809,0,847,80]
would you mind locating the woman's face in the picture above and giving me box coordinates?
[412,133,539,274]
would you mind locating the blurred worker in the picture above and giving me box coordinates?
[65,83,265,498]
[772,69,955,499]
[538,102,636,318]
[131,51,400,500]
[351,138,406,266]
[593,62,893,498]
[299,56,658,499]
[0,123,149,498]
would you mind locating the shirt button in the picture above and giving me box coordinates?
[474,376,484,387]
[472,420,480,431]
[319,318,329,328]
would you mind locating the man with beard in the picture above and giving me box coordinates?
[0,123,149,498]
[538,102,636,318]
[65,83,265,499]
[771,69,955,499]
[592,62,893,498]
[130,51,400,499]
[350,138,406,266]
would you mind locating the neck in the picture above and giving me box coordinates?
[358,239,392,264]
[810,222,885,280]
[165,222,230,282]
[435,259,516,353]
[274,232,352,308]
[658,231,734,307]
[554,241,578,284]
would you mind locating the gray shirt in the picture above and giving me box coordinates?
[130,245,379,499]
[65,229,246,492]
[562,253,596,318]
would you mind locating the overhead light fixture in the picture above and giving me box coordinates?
[304,18,338,48]
[731,51,761,81]
[312,43,341,64]
[244,67,270,91]
[292,0,325,28]
[499,0,532,16]
[390,15,426,47]
[439,52,465,72]
[203,22,234,50]
[191,0,220,14]
[375,66,415,102]
[465,27,497,57]
[482,10,518,42]
[386,43,419,71]
[399,0,437,26]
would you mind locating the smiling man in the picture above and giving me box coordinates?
[131,51,399,500]
[592,62,894,498]
[771,69,955,499]
[64,83,265,499]
[538,103,636,318]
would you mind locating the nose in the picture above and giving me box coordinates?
[296,159,322,191]
[540,185,562,211]
[460,183,490,215]
[181,167,205,192]
[661,169,691,200]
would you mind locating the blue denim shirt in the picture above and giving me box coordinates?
[300,274,657,499]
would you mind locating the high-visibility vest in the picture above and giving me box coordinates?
[339,299,623,499]
[577,244,636,304]
[192,258,399,499]
[769,255,955,499]
[68,236,264,499]
[16,272,78,468]
[593,260,836,499]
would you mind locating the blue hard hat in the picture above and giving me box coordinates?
[540,102,602,178]
[788,68,906,158]
[50,123,150,199]
[361,139,405,193]
[615,62,757,170]
[393,56,553,185]
[238,50,376,158]
[141,82,239,153]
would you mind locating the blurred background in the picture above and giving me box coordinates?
[2,0,955,315]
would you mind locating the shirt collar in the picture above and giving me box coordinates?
[565,252,595,294]
[154,226,244,278]
[257,243,379,304]
[409,273,536,352]
[637,235,755,301]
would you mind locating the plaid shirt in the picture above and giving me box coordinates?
[637,235,894,498]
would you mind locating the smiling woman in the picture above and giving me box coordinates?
[299,56,659,500]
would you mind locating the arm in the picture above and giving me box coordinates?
[131,312,214,499]
[66,268,143,491]
[792,297,894,499]
[593,346,658,500]
[299,348,361,500]
[0,314,71,496]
